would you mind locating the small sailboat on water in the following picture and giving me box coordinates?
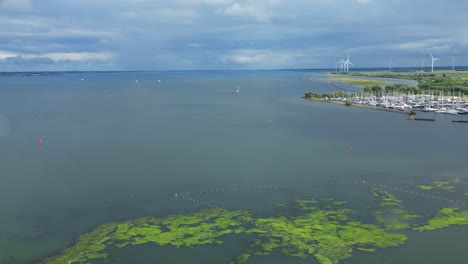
[236,85,240,93]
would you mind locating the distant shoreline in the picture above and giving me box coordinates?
[0,72,61,77]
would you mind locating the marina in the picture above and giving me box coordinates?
[305,83,468,115]
[349,92,468,115]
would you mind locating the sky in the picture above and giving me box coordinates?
[0,0,467,71]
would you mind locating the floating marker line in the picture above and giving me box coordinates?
[175,193,226,211]
[175,179,466,208]
[367,181,466,206]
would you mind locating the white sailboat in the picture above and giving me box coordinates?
[446,109,459,115]
[447,98,459,115]
[236,85,240,93]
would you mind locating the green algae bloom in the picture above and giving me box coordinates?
[39,186,468,264]
[370,188,421,231]
[40,209,252,264]
[239,200,406,264]
[417,185,433,191]
[370,188,402,207]
[434,179,460,191]
[39,197,409,264]
[414,208,468,231]
[417,178,460,192]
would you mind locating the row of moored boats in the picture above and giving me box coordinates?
[326,94,468,115]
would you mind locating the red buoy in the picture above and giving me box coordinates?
[349,147,352,153]
[38,138,43,147]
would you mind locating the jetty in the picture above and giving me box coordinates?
[414,118,436,122]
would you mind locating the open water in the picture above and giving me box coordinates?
[0,71,467,263]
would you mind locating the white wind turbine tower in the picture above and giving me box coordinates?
[452,57,456,71]
[429,51,438,73]
[420,59,425,72]
[339,59,346,72]
[344,53,353,72]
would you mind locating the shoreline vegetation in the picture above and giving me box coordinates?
[326,75,387,88]
[325,70,468,97]
[304,70,468,116]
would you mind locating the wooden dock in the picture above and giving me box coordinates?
[413,118,436,122]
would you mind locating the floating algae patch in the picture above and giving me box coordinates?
[414,208,468,231]
[40,197,409,264]
[39,209,252,264]
[228,197,407,264]
[370,188,421,231]
[102,233,253,264]
[434,179,460,191]
[417,185,433,191]
[39,189,468,264]
[417,178,461,192]
[240,209,407,264]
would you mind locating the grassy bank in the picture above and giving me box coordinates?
[326,76,386,87]
[339,70,468,96]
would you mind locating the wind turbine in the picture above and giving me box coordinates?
[344,53,353,72]
[389,59,393,72]
[420,59,425,72]
[339,59,346,72]
[452,57,456,71]
[429,51,438,73]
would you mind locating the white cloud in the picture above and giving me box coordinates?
[394,38,454,52]
[46,28,117,38]
[187,43,202,48]
[43,52,116,61]
[224,2,270,22]
[175,0,233,5]
[223,0,294,23]
[0,50,16,59]
[0,50,115,61]
[221,49,304,68]
[0,0,32,10]
[0,16,48,28]
[354,0,371,4]
[121,8,200,24]
[1,0,467,70]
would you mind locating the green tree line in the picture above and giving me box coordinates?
[349,72,468,95]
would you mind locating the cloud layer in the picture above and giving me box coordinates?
[0,0,466,70]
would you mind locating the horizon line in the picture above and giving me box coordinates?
[1,66,468,74]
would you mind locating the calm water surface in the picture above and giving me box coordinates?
[0,71,467,263]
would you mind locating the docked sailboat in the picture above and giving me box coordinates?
[446,109,459,115]
[422,106,437,112]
